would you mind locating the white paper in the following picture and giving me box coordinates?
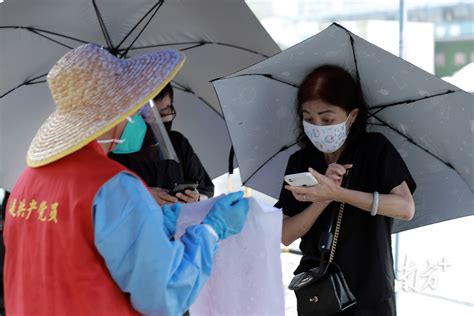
[176,196,285,316]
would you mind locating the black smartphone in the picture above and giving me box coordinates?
[169,182,199,196]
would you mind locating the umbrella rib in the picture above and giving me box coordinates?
[369,107,386,118]
[180,43,206,51]
[27,28,74,49]
[117,42,200,52]
[260,74,298,87]
[241,143,298,186]
[116,0,163,53]
[119,42,271,58]
[213,73,298,88]
[211,42,270,58]
[92,0,114,50]
[119,42,199,50]
[369,90,458,114]
[25,28,90,45]
[0,26,89,45]
[367,122,386,127]
[332,22,363,83]
[25,80,47,85]
[171,81,223,118]
[372,115,455,171]
[1,73,48,99]
[347,31,362,84]
[119,0,164,58]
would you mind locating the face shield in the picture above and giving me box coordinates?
[140,100,180,163]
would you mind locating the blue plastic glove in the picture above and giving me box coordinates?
[162,203,182,238]
[202,191,249,240]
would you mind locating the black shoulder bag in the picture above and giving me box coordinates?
[288,172,357,315]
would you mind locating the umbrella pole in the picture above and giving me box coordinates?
[399,0,407,59]
[394,0,408,306]
[394,233,400,298]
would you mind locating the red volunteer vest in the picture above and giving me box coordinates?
[4,142,142,316]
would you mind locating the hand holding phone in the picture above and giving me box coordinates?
[169,182,199,196]
[148,187,178,206]
[284,172,318,187]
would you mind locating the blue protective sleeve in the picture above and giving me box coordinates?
[93,172,218,316]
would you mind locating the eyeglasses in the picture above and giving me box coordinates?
[141,101,177,120]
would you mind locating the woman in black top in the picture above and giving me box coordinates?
[276,65,416,315]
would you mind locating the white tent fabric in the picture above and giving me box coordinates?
[176,196,285,316]
[213,23,474,232]
[0,0,280,190]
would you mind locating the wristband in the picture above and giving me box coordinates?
[371,191,379,216]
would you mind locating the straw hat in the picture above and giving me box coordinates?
[27,44,185,167]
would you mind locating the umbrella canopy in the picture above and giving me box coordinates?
[212,23,474,233]
[0,0,280,190]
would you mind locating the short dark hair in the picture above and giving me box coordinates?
[154,82,174,102]
[296,65,368,147]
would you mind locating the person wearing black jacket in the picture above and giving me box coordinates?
[277,65,416,315]
[110,83,214,206]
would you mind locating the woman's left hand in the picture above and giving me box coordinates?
[285,168,342,203]
[175,189,200,203]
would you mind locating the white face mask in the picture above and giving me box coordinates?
[303,118,349,153]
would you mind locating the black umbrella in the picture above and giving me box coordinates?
[212,23,474,232]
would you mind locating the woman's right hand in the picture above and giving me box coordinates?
[148,187,178,206]
[325,163,353,185]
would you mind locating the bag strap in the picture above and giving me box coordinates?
[317,142,360,269]
[316,170,351,271]
[329,170,351,263]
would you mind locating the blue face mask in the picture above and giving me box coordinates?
[111,114,147,154]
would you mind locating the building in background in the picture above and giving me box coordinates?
[246,0,474,77]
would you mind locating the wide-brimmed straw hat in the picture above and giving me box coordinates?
[27,44,185,167]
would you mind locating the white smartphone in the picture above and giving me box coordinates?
[284,172,319,187]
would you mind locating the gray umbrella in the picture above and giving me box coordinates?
[212,23,473,233]
[0,0,280,190]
